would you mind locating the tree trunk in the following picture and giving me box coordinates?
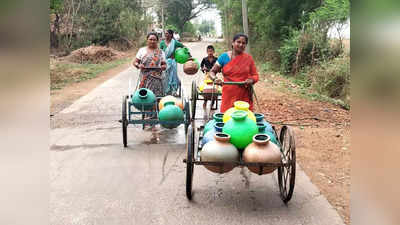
[50,13,60,49]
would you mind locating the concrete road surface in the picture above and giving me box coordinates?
[51,41,344,225]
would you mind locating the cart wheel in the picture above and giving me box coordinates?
[186,124,195,200]
[277,125,296,204]
[191,81,197,120]
[122,95,128,147]
[184,97,190,134]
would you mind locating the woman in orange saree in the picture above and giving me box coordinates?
[209,34,259,112]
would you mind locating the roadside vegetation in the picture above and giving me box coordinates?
[50,57,130,90]
[212,0,350,109]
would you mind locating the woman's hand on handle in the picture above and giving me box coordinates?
[244,78,254,88]
[209,63,222,83]
[214,78,223,85]
[244,78,254,85]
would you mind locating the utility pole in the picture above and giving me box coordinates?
[161,0,165,38]
[241,0,250,53]
[225,0,230,49]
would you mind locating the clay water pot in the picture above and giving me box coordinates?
[243,134,281,175]
[200,133,239,173]
[203,113,224,135]
[132,88,156,111]
[257,123,279,146]
[223,101,256,123]
[183,59,199,75]
[159,101,184,129]
[201,122,224,146]
[222,110,258,149]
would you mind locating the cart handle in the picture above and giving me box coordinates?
[221,81,247,86]
[140,67,162,71]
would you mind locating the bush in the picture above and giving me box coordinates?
[308,54,350,105]
[279,30,300,74]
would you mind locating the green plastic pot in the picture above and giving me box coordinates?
[222,110,258,149]
[132,88,156,111]
[193,58,200,69]
[174,47,190,64]
[159,101,184,129]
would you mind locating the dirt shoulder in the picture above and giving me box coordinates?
[50,50,136,115]
[254,74,350,225]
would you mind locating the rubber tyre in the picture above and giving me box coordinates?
[186,124,194,200]
[122,95,128,147]
[277,125,296,204]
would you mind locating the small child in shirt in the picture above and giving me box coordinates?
[200,45,217,80]
[200,45,218,112]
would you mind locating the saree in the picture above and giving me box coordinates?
[162,39,181,95]
[138,48,164,96]
[220,53,259,112]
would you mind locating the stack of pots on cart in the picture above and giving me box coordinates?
[200,101,281,174]
[131,88,184,129]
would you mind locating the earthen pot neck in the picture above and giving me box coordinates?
[214,133,230,143]
[253,134,270,146]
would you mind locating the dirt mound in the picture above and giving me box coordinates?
[66,46,126,64]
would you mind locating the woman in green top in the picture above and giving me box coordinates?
[159,29,185,95]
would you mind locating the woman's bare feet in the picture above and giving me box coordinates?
[150,126,160,143]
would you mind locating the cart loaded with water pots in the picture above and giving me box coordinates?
[120,47,200,147]
[184,82,296,204]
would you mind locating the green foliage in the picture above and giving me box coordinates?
[83,0,147,45]
[247,0,321,43]
[50,0,63,13]
[165,0,213,32]
[277,0,350,74]
[50,58,130,90]
[50,0,149,51]
[309,54,350,101]
[213,41,228,57]
[183,22,197,35]
[213,0,243,42]
[278,29,300,74]
[198,20,215,35]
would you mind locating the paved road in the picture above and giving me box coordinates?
[51,41,344,225]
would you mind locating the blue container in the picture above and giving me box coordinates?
[257,122,279,146]
[201,122,224,146]
[254,113,265,122]
[203,113,224,135]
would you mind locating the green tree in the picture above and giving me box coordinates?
[165,0,213,32]
[50,0,64,48]
[49,0,150,50]
[198,20,215,35]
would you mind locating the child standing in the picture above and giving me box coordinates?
[200,45,218,114]
[200,45,217,80]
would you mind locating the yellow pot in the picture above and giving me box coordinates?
[223,101,256,123]
[159,95,183,110]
